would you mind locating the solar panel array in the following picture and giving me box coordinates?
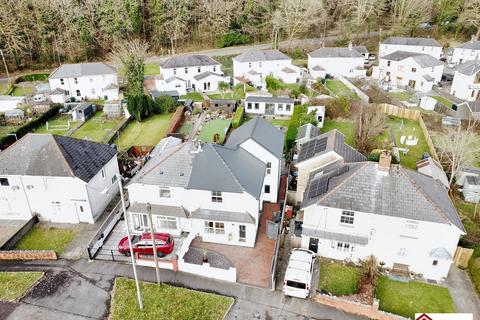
[306,165,350,200]
[297,137,328,162]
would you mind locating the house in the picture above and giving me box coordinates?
[457,101,480,120]
[308,43,366,78]
[354,45,373,64]
[156,55,228,94]
[0,134,119,224]
[295,123,320,147]
[450,61,480,101]
[292,130,366,204]
[372,51,444,92]
[244,95,295,118]
[450,36,480,65]
[307,105,325,128]
[379,37,443,59]
[71,102,94,121]
[299,154,465,281]
[207,99,237,113]
[416,156,450,190]
[463,176,480,203]
[126,117,283,247]
[0,96,25,113]
[233,50,302,88]
[48,62,119,102]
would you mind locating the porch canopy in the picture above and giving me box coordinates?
[128,202,188,218]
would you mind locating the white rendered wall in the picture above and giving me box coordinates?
[379,43,442,59]
[307,56,365,77]
[49,73,118,101]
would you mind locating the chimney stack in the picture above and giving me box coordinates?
[378,151,392,172]
[348,41,353,51]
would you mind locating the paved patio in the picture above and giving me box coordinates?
[191,202,280,288]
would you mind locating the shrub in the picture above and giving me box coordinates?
[266,75,286,92]
[153,95,178,114]
[325,96,351,119]
[368,149,381,162]
[127,94,154,122]
[218,31,251,48]
[15,73,49,83]
[287,48,305,60]
[232,107,244,128]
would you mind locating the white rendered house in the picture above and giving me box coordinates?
[0,96,25,112]
[450,37,480,65]
[379,37,443,59]
[300,155,465,281]
[450,61,480,101]
[372,51,444,92]
[233,50,302,88]
[0,134,119,224]
[156,55,228,94]
[308,43,366,78]
[126,117,284,247]
[49,62,119,102]
[244,95,295,118]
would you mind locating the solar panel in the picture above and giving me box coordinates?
[297,137,328,162]
[305,165,350,200]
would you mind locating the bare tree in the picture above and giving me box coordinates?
[435,122,480,186]
[390,0,432,33]
[197,0,239,42]
[346,0,386,28]
[460,0,480,38]
[273,0,325,46]
[161,0,192,54]
[355,104,386,154]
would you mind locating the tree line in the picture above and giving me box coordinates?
[0,0,479,71]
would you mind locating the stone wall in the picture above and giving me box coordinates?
[0,250,57,260]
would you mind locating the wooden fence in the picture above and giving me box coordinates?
[453,246,474,268]
[377,104,439,162]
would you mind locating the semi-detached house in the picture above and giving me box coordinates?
[0,134,119,224]
[126,117,284,247]
[379,37,443,59]
[450,61,480,101]
[308,43,367,78]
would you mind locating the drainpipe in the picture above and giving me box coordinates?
[18,176,34,218]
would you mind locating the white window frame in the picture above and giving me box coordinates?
[159,188,171,198]
[204,221,225,234]
[340,210,354,225]
[211,191,222,203]
[156,216,177,230]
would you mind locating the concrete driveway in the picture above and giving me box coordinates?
[445,266,480,319]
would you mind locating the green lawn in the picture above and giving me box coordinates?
[376,116,429,170]
[177,122,193,137]
[0,272,44,301]
[207,91,243,100]
[198,119,231,143]
[0,125,21,139]
[35,114,80,136]
[115,113,173,149]
[453,197,480,241]
[110,278,233,320]
[376,276,455,318]
[389,91,413,102]
[322,119,356,147]
[325,80,353,97]
[432,95,454,108]
[268,118,290,127]
[11,86,35,96]
[15,225,77,255]
[17,73,49,82]
[144,64,160,76]
[180,92,204,102]
[212,55,235,76]
[71,111,123,142]
[318,261,361,296]
[468,246,480,295]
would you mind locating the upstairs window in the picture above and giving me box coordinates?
[74,77,78,84]
[247,102,252,110]
[387,61,391,67]
[286,104,291,111]
[0,178,9,186]
[277,103,283,111]
[411,68,417,73]
[211,191,222,203]
[184,67,188,74]
[198,67,201,73]
[60,78,65,85]
[340,210,354,224]
[254,103,259,110]
[264,185,270,194]
[266,162,271,175]
[159,188,171,198]
[213,66,216,72]
[173,68,177,75]
[248,62,252,68]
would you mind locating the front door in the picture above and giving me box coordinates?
[408,80,416,88]
[308,237,319,253]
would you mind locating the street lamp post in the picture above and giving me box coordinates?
[146,203,161,285]
[116,175,144,310]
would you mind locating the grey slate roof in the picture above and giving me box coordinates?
[245,96,294,104]
[312,65,325,71]
[49,62,116,79]
[0,134,117,182]
[302,228,369,245]
[309,47,364,58]
[456,40,480,50]
[423,74,434,81]
[466,175,480,185]
[281,67,296,74]
[161,55,219,68]
[50,88,66,95]
[234,50,291,62]
[188,144,266,199]
[191,208,255,224]
[224,116,284,158]
[128,202,188,218]
[381,37,442,47]
[382,51,443,68]
[193,71,225,81]
[353,45,368,54]
[165,76,185,83]
[456,60,480,75]
[296,130,366,164]
[296,123,320,141]
[303,162,465,232]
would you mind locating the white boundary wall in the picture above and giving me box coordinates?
[338,76,370,103]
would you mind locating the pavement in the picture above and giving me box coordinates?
[445,266,480,319]
[0,220,29,249]
[0,259,365,320]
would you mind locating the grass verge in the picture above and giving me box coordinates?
[322,119,356,147]
[110,278,234,320]
[318,261,361,296]
[15,225,76,255]
[0,272,44,301]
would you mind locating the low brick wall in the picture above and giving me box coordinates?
[313,294,406,320]
[0,250,57,260]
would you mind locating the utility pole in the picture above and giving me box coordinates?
[0,49,11,85]
[146,203,161,285]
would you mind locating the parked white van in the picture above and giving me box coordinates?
[283,248,315,298]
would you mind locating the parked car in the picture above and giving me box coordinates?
[118,232,174,257]
[283,248,315,299]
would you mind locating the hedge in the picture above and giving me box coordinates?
[232,107,244,128]
[285,105,307,152]
[0,104,62,149]
[15,73,49,83]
